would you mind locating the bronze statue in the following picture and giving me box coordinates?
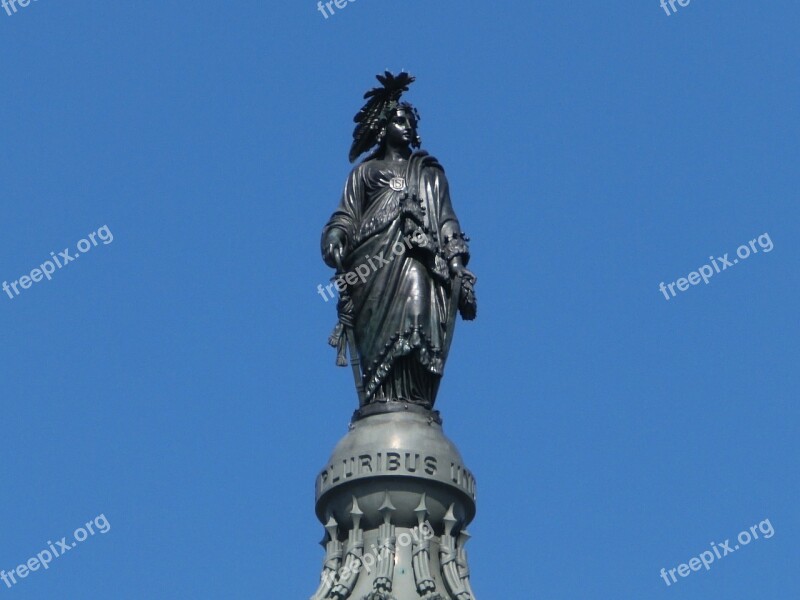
[322,72,477,412]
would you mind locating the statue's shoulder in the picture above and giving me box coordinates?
[350,159,386,180]
[412,150,445,171]
[348,160,371,175]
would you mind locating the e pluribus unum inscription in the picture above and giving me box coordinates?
[316,449,476,500]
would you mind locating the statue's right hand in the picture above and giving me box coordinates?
[323,229,347,269]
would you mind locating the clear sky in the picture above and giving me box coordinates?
[1,1,798,598]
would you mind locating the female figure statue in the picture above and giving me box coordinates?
[322,72,476,411]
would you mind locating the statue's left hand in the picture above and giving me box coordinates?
[453,266,476,283]
[449,257,475,283]
[450,259,477,320]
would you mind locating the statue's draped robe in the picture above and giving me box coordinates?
[323,152,470,407]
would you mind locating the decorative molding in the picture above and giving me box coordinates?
[411,494,443,599]
[330,498,365,599]
[440,504,474,600]
[363,491,397,600]
[310,516,343,600]
[456,530,476,599]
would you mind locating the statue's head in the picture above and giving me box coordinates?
[376,103,421,153]
[349,72,421,162]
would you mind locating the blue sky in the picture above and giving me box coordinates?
[1,1,798,598]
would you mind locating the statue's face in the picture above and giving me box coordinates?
[384,108,415,148]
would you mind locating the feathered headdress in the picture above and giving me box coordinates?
[349,71,420,163]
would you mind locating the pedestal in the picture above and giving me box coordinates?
[310,408,478,600]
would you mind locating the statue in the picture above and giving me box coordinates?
[321,72,477,413]
[312,73,482,600]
